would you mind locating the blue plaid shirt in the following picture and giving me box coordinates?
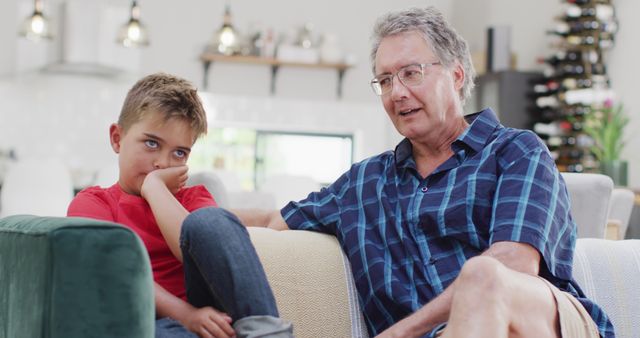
[281,108,614,337]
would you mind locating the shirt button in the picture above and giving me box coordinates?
[421,186,428,192]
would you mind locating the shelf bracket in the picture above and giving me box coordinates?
[270,65,280,95]
[337,69,346,99]
[202,61,212,90]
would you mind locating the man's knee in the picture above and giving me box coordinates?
[456,256,506,294]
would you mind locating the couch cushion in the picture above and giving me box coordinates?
[573,239,640,338]
[0,215,154,338]
[248,227,368,338]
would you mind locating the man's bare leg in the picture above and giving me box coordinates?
[440,256,560,338]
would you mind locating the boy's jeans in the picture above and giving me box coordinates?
[156,207,293,338]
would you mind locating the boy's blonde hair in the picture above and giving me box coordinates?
[118,73,207,139]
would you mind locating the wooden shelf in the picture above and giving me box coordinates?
[199,53,353,98]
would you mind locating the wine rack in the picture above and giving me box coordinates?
[531,0,618,173]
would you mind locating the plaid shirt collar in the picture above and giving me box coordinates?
[394,108,501,171]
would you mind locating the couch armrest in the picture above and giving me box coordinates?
[0,215,154,338]
[573,238,640,338]
[248,227,368,338]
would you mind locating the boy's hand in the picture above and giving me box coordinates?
[141,165,189,198]
[181,306,235,338]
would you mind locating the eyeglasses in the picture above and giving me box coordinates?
[370,62,441,96]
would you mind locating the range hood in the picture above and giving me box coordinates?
[41,0,140,77]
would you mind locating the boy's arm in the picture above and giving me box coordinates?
[141,166,190,262]
[229,208,289,231]
[155,282,235,337]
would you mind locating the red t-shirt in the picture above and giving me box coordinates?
[67,183,217,300]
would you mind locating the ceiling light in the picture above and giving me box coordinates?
[19,0,53,41]
[208,5,241,55]
[117,0,149,48]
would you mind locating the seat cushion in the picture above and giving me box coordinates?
[0,215,154,338]
[573,239,640,338]
[248,227,368,338]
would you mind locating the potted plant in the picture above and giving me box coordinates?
[582,99,629,185]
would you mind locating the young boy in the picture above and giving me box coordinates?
[68,73,293,338]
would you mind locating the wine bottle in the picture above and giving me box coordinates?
[565,34,596,46]
[600,20,618,34]
[561,77,592,90]
[594,4,614,21]
[557,63,585,76]
[534,122,562,136]
[555,163,584,173]
[533,120,579,136]
[546,135,577,147]
[558,148,584,162]
[590,62,606,75]
[536,95,560,108]
[570,20,600,32]
[598,32,615,49]
[563,105,592,117]
[533,81,560,95]
[550,20,600,36]
[565,0,590,5]
[565,5,597,18]
[566,163,585,173]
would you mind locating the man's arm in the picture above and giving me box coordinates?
[377,241,540,338]
[230,208,290,231]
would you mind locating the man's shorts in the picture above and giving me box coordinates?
[429,278,600,338]
[541,277,600,338]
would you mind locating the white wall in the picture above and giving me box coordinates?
[2,0,638,187]
[452,0,562,70]
[137,0,452,102]
[608,0,640,187]
[0,1,452,189]
[0,1,17,75]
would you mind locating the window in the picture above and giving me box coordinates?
[189,128,353,190]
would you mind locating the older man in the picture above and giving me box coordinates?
[228,6,613,338]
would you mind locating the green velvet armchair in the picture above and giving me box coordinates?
[0,215,154,338]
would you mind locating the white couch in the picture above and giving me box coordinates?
[245,173,639,338]
[249,228,640,338]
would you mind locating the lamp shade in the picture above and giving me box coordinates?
[207,5,242,55]
[19,0,53,41]
[117,1,149,47]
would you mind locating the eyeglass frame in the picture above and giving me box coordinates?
[370,62,442,96]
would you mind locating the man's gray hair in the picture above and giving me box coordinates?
[370,7,476,105]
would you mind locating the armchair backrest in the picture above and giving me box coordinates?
[561,173,613,238]
[0,215,154,338]
[260,174,321,208]
[608,188,635,239]
[187,170,231,209]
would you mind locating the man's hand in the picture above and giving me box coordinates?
[141,165,189,198]
[375,315,427,338]
[376,325,409,338]
[179,306,236,338]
